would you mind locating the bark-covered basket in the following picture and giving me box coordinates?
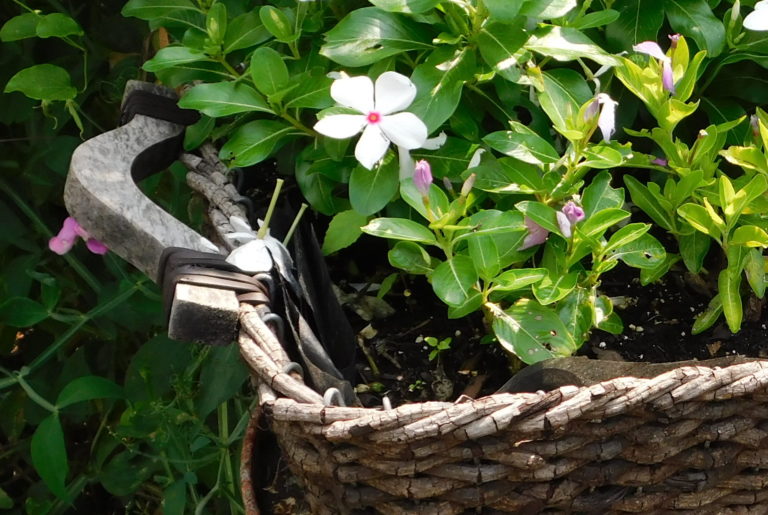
[236,304,768,514]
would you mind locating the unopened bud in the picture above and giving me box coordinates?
[460,173,476,197]
[413,160,432,196]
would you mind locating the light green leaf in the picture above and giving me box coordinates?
[143,46,213,72]
[400,178,450,221]
[36,13,83,38]
[489,300,576,365]
[679,229,711,273]
[624,175,674,231]
[0,13,39,41]
[219,120,300,167]
[56,376,124,408]
[477,21,527,82]
[178,82,272,117]
[431,256,479,306]
[31,414,68,498]
[692,294,723,334]
[249,47,289,97]
[571,9,620,30]
[362,217,437,244]
[526,26,621,66]
[121,0,200,20]
[369,0,441,13]
[492,268,548,291]
[520,0,578,18]
[320,7,431,67]
[259,5,295,42]
[582,171,625,218]
[607,232,666,269]
[468,233,500,279]
[666,0,725,57]
[558,287,594,345]
[531,68,592,137]
[533,270,579,305]
[223,11,270,53]
[719,264,743,333]
[472,158,544,194]
[322,210,369,255]
[577,208,630,238]
[515,200,562,236]
[745,248,766,298]
[349,159,399,215]
[4,64,76,101]
[731,226,768,247]
[483,130,558,166]
[640,252,680,285]
[678,203,722,239]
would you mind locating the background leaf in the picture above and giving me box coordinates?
[31,414,68,498]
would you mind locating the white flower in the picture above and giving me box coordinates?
[745,0,768,31]
[596,93,618,142]
[314,71,428,170]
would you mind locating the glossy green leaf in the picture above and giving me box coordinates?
[369,0,440,13]
[259,6,294,42]
[472,158,544,194]
[162,479,187,515]
[454,210,526,244]
[388,241,433,274]
[0,297,48,327]
[483,130,558,166]
[0,13,39,41]
[607,232,666,269]
[56,376,124,408]
[36,13,82,38]
[558,287,593,345]
[184,114,214,150]
[640,252,680,285]
[362,217,437,244]
[122,0,199,20]
[468,233,500,279]
[492,268,548,292]
[516,201,563,236]
[322,210,368,255]
[223,11,270,52]
[400,178,450,221]
[195,344,248,418]
[4,64,76,101]
[533,270,579,305]
[678,203,722,239]
[571,9,620,29]
[692,294,723,334]
[483,0,523,22]
[178,82,271,116]
[143,46,213,72]
[605,0,664,50]
[679,229,711,273]
[489,300,576,365]
[581,171,625,218]
[520,0,577,18]
[349,159,399,215]
[431,256,479,306]
[31,414,68,498]
[581,143,630,169]
[719,265,743,333]
[447,291,484,319]
[219,120,299,166]
[477,22,527,82]
[531,68,592,137]
[666,0,725,57]
[284,70,333,109]
[526,26,621,66]
[624,175,675,231]
[320,7,431,67]
[731,225,768,247]
[248,47,289,97]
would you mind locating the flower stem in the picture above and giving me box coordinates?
[283,203,308,245]
[257,179,283,239]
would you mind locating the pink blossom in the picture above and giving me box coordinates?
[413,160,432,196]
[633,40,675,94]
[651,157,668,166]
[49,217,108,255]
[518,217,550,250]
[557,201,585,238]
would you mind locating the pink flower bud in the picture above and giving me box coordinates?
[413,159,432,196]
[518,217,549,250]
[561,201,585,223]
[48,216,108,255]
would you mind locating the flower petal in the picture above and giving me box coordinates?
[85,238,108,255]
[597,93,618,142]
[374,71,417,115]
[49,236,75,255]
[398,146,415,179]
[59,217,81,240]
[745,1,768,30]
[633,41,668,62]
[314,114,366,139]
[413,159,433,196]
[518,218,549,250]
[557,211,572,238]
[330,75,374,113]
[422,131,447,150]
[379,112,427,150]
[355,125,390,169]
[662,60,675,94]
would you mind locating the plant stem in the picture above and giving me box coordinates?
[280,110,316,137]
[16,373,57,412]
[283,203,308,245]
[257,179,283,239]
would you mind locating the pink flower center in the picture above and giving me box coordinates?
[366,111,381,124]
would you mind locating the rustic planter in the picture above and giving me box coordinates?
[238,306,768,514]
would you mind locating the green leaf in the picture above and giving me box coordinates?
[678,203,722,239]
[36,13,83,38]
[248,47,289,97]
[520,0,578,18]
[624,175,675,231]
[409,47,475,132]
[0,297,48,327]
[533,270,579,305]
[121,0,200,20]
[219,120,299,167]
[483,0,523,22]
[0,487,11,509]
[526,26,621,66]
[400,178,450,221]
[492,268,548,291]
[558,287,594,345]
[577,208,630,238]
[349,159,399,215]
[472,158,544,194]
[259,6,295,43]
[477,21,527,82]
[489,300,576,365]
[162,479,187,515]
[31,414,68,498]
[369,0,441,13]
[605,0,664,50]
[178,82,272,117]
[483,130,558,166]
[468,232,500,279]
[679,229,711,273]
[515,201,562,236]
[223,11,270,53]
[322,210,368,255]
[196,344,248,417]
[100,451,154,496]
[184,114,214,150]
[666,0,725,57]
[582,171,625,218]
[745,248,766,299]
[731,226,768,247]
[447,291,484,319]
[320,7,431,67]
[143,46,213,72]
[571,9,620,30]
[581,143,630,169]
[720,145,768,173]
[531,68,592,137]
[454,209,526,244]
[56,376,124,409]
[284,70,333,109]
[692,294,723,334]
[431,256,479,306]
[719,265,743,333]
[640,252,680,285]
[362,217,437,244]
[607,232,666,269]
[389,241,433,274]
[0,13,39,41]
[4,64,76,101]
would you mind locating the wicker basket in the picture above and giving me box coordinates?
[237,303,768,513]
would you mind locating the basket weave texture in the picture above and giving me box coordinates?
[238,304,768,514]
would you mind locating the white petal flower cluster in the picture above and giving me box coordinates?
[314,71,428,170]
